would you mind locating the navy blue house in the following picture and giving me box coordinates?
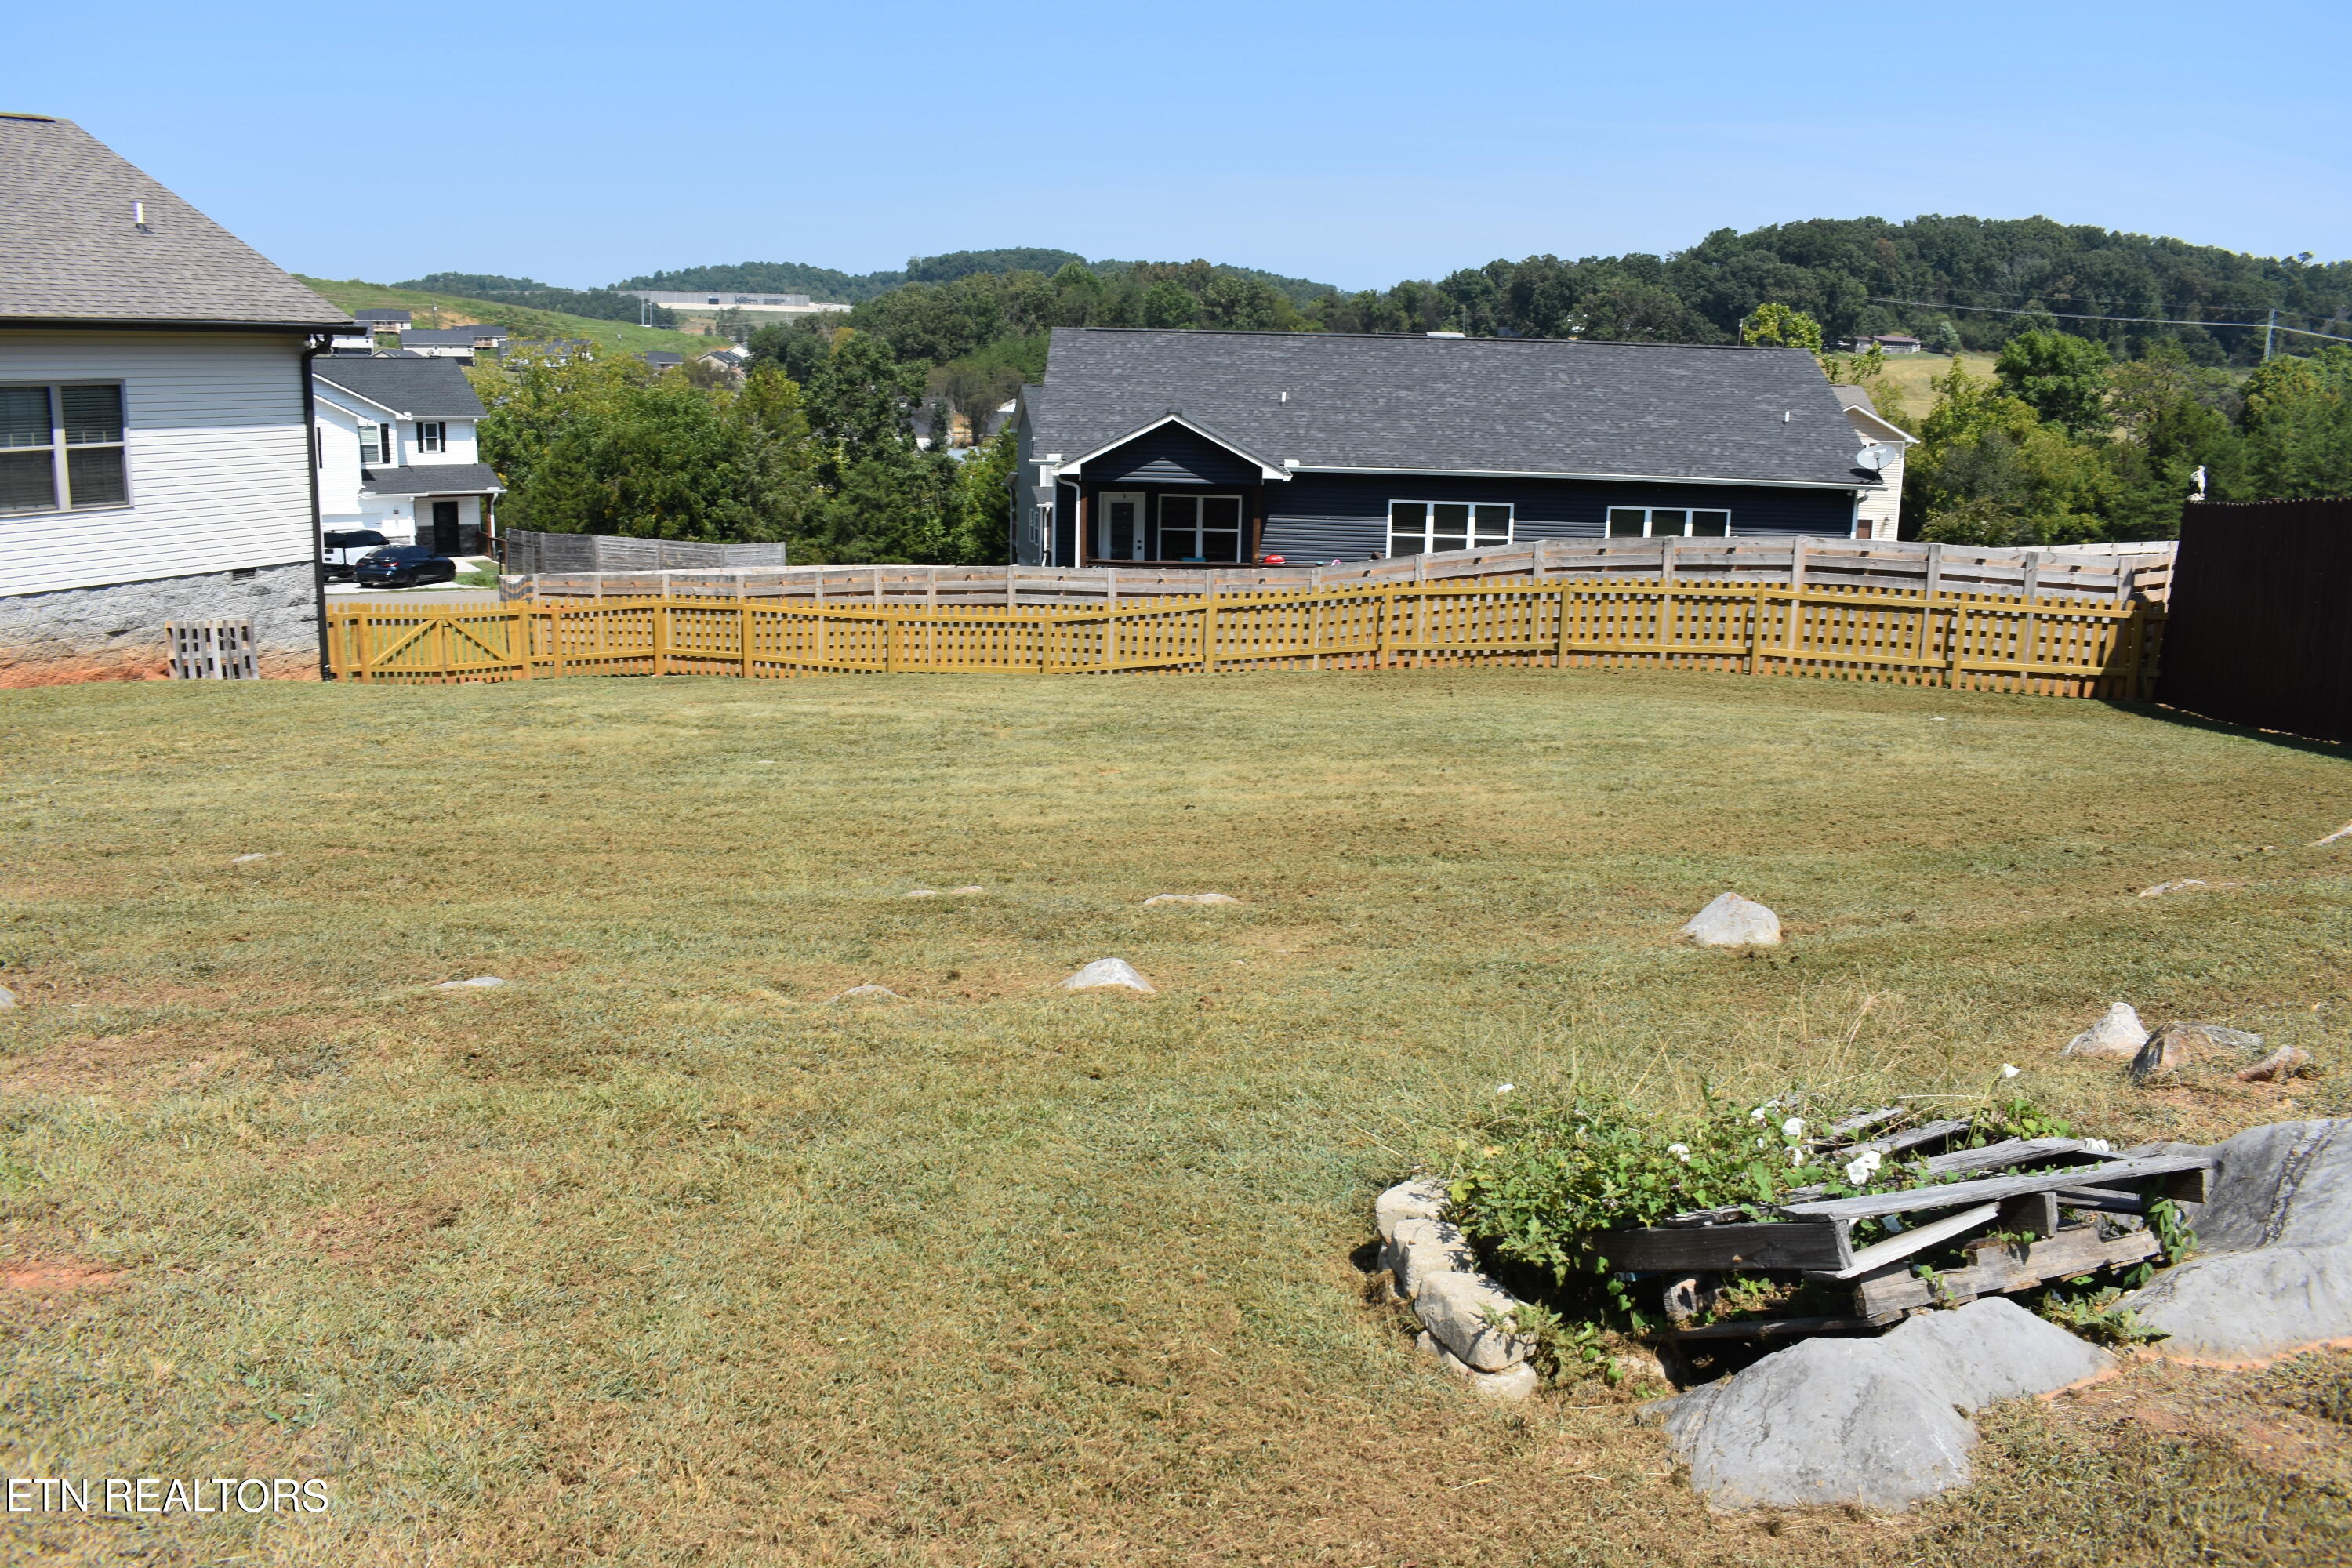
[1009,328,1890,568]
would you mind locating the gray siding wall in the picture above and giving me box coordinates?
[1262,473,1856,562]
[1083,426,1262,487]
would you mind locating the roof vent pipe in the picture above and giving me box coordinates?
[131,200,146,227]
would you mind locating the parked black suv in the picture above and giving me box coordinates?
[352,546,459,588]
[321,529,390,579]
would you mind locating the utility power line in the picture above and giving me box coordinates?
[1867,296,2352,347]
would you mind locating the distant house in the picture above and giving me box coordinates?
[625,289,851,316]
[641,350,684,372]
[354,307,411,335]
[1011,328,1894,567]
[1842,333,1922,355]
[311,356,503,556]
[0,112,351,683]
[694,343,751,383]
[1831,385,1918,542]
[399,327,482,359]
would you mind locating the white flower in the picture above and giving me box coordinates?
[2001,1063,2021,1079]
[1845,1156,1877,1185]
[1787,1146,1805,1167]
[1753,1137,1767,1150]
[2084,1138,2113,1155]
[1665,1142,1690,1163]
[1781,1117,1806,1140]
[1495,1083,1515,1094]
[1750,1107,1769,1123]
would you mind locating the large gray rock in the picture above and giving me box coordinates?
[2125,1118,2352,1363]
[1374,1178,1449,1243]
[1411,1269,1534,1371]
[1382,1217,1475,1301]
[2063,1001,2147,1058]
[1679,893,1780,948]
[1650,1299,2114,1513]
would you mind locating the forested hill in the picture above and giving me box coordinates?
[610,250,1341,307]
[617,217,2347,365]
[1354,216,2351,364]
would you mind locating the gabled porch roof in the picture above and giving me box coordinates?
[1054,412,1290,482]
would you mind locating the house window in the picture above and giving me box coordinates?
[359,423,384,465]
[1389,501,1511,556]
[1160,494,1243,562]
[0,383,127,514]
[1607,506,1730,538]
[415,421,445,454]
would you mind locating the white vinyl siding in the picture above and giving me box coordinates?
[0,331,315,597]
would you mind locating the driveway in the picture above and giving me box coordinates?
[325,558,506,608]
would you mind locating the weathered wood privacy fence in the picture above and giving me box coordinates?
[329,572,2165,699]
[501,535,2175,610]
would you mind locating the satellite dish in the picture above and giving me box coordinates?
[1855,443,1899,474]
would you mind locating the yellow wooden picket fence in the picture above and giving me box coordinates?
[325,579,2165,699]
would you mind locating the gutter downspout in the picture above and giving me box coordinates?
[301,331,334,681]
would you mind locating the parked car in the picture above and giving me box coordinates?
[352,546,459,588]
[321,528,390,579]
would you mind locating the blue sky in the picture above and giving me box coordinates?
[8,1,2347,292]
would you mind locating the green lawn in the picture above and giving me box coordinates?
[297,277,711,358]
[2,669,2347,1565]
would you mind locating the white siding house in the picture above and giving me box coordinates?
[0,112,352,682]
[310,356,500,552]
[1832,385,1917,542]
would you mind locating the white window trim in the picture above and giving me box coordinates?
[0,380,132,517]
[1158,492,1247,564]
[415,421,446,454]
[1606,506,1732,539]
[1388,499,1514,557]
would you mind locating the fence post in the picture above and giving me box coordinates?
[513,605,532,679]
[1556,583,1571,667]
[1781,538,1809,667]
[1203,583,1218,673]
[1658,538,1677,666]
[886,612,899,674]
[653,593,670,677]
[2019,554,2041,691]
[740,603,753,681]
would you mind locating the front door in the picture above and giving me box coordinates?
[431,499,461,554]
[1096,491,1145,561]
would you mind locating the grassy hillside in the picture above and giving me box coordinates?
[1846,351,2000,423]
[297,276,710,357]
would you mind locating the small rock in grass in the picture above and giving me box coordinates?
[904,888,940,898]
[2063,1002,2148,1058]
[1142,892,1240,906]
[230,853,274,865]
[2238,1047,2312,1083]
[947,886,984,895]
[905,886,982,899]
[1411,1269,1534,1372]
[2168,1022,2266,1053]
[1383,1217,1475,1300]
[434,976,506,990]
[826,985,903,1004]
[1679,892,1781,948]
[2139,878,2242,897]
[0,984,16,1011]
[2130,1020,2266,1083]
[1374,1177,1449,1243]
[1416,1331,1538,1400]
[1060,958,1155,994]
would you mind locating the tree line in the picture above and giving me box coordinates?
[466,336,1013,564]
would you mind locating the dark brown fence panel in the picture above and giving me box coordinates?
[2157,499,2352,743]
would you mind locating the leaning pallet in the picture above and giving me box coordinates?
[1595,1121,2212,1341]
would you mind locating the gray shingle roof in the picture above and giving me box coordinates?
[1830,384,1879,416]
[400,328,480,347]
[1035,328,1870,487]
[314,355,487,417]
[0,114,351,328]
[360,463,503,495]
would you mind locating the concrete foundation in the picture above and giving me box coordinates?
[0,562,321,686]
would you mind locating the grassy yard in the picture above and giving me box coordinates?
[2,668,2348,1565]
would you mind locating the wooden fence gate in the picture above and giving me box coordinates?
[327,578,2165,699]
